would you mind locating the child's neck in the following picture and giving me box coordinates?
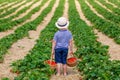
[60,28,67,30]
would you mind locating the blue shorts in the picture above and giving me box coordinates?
[55,48,68,64]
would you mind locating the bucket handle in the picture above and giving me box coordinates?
[50,53,53,64]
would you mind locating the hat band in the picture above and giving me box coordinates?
[57,23,67,27]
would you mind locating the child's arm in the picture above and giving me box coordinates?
[69,39,73,55]
[51,40,56,57]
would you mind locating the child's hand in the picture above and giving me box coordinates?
[51,50,54,55]
[70,51,73,55]
[51,53,55,59]
[51,50,55,59]
[52,54,55,59]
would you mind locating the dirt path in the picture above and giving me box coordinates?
[4,1,34,19]
[105,0,118,8]
[75,0,120,60]
[50,0,81,80]
[95,0,116,14]
[0,1,17,10]
[85,0,105,19]
[0,0,57,79]
[0,0,43,39]
[98,0,120,15]
[85,1,117,24]
[51,67,80,80]
[0,0,26,16]
[0,2,8,7]
[94,30,120,60]
[12,0,42,21]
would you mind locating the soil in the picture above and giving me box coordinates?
[95,0,112,13]
[4,1,34,18]
[0,0,56,79]
[0,1,26,16]
[106,0,118,8]
[0,0,44,39]
[50,0,81,80]
[76,0,120,60]
[0,0,120,80]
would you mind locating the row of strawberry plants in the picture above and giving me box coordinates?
[0,2,8,7]
[0,0,24,16]
[0,0,22,15]
[0,1,17,10]
[0,0,16,3]
[0,0,37,24]
[79,0,120,44]
[69,0,120,79]
[0,0,47,31]
[98,0,120,15]
[87,0,120,25]
[0,0,49,62]
[0,0,31,18]
[10,0,65,79]
[108,0,120,8]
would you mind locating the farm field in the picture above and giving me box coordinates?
[0,0,120,80]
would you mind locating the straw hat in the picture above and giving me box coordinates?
[55,17,69,29]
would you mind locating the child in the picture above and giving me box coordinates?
[51,17,73,76]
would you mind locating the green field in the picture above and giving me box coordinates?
[0,0,120,80]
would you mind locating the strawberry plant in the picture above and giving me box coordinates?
[79,0,120,44]
[0,0,22,15]
[0,0,49,60]
[0,0,36,24]
[0,0,120,79]
[0,55,4,63]
[108,0,120,8]
[0,0,27,18]
[0,2,8,8]
[11,0,65,79]
[69,0,120,79]
[0,0,48,31]
[1,78,9,80]
[97,0,120,15]
[87,0,120,25]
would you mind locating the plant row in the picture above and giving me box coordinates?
[0,0,17,3]
[88,0,120,25]
[108,0,120,8]
[10,0,65,79]
[0,0,47,31]
[97,0,120,15]
[0,0,36,24]
[79,0,120,44]
[0,2,8,7]
[0,1,17,9]
[0,0,31,18]
[69,0,120,79]
[0,0,22,15]
[0,0,49,62]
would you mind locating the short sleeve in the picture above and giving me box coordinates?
[69,32,73,40]
[53,33,57,41]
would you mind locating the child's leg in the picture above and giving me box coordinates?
[62,48,68,76]
[63,64,67,76]
[56,63,61,76]
[55,48,63,76]
[60,63,63,71]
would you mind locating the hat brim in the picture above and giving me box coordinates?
[55,21,69,29]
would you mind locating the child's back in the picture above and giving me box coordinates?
[51,17,73,76]
[54,29,72,49]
